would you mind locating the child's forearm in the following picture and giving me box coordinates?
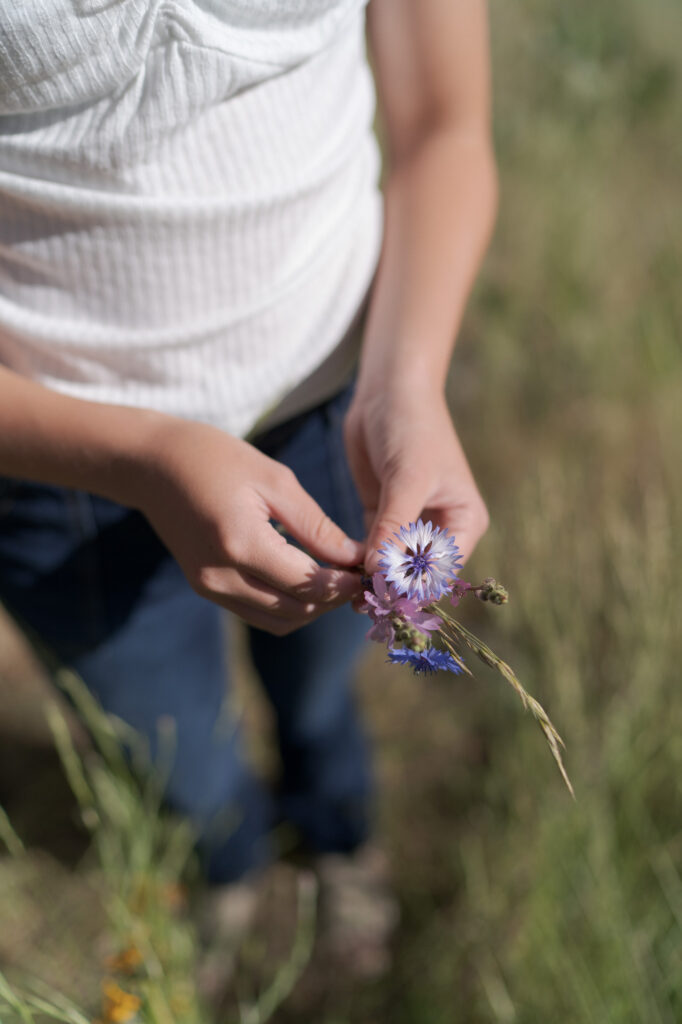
[0,362,164,502]
[344,130,496,569]
[343,0,496,568]
[359,0,497,402]
[0,361,364,630]
[357,125,497,400]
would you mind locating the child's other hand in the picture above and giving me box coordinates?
[130,419,364,634]
[344,385,489,574]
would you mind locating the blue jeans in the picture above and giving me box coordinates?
[0,384,372,883]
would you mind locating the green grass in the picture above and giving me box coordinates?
[354,0,682,1020]
[1,0,682,1020]
[0,669,204,1023]
[0,671,318,1023]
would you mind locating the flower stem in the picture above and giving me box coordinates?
[433,606,574,797]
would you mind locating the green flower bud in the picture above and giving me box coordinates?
[475,578,508,605]
[407,630,430,653]
[392,616,430,652]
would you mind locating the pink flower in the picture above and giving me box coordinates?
[449,580,472,608]
[363,573,442,646]
[367,617,396,644]
[395,599,442,634]
[363,573,400,618]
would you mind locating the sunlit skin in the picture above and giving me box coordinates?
[0,0,496,635]
[346,0,497,575]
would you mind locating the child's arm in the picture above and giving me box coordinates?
[0,363,363,632]
[346,0,498,570]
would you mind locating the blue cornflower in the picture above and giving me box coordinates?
[378,519,462,602]
[387,646,463,676]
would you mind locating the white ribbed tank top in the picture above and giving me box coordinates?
[0,0,383,438]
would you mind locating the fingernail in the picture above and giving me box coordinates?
[343,538,364,559]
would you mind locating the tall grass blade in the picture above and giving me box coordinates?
[239,871,318,1024]
[0,804,24,856]
[437,608,574,796]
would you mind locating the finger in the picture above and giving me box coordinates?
[266,466,365,567]
[240,528,364,605]
[236,567,364,619]
[226,570,319,619]
[220,576,358,635]
[427,501,490,567]
[364,470,430,574]
[221,598,307,637]
[199,551,361,612]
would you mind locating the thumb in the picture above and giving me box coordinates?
[437,503,490,568]
[270,466,365,567]
[364,471,428,575]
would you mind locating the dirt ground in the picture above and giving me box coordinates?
[0,599,487,1020]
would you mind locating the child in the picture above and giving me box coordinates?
[0,0,495,975]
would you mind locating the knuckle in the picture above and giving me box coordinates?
[476,501,491,536]
[312,571,348,606]
[276,464,298,491]
[376,515,403,543]
[310,510,336,546]
[219,530,249,568]
[195,564,221,596]
[290,575,321,602]
[380,513,402,532]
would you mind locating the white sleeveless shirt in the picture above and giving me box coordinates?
[0,0,383,437]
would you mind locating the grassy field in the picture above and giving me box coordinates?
[1,0,682,1021]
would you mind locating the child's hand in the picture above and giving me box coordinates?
[131,418,364,634]
[344,385,489,574]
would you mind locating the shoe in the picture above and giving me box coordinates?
[194,877,260,1005]
[311,844,400,979]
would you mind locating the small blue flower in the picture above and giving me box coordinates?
[379,519,462,602]
[387,646,463,676]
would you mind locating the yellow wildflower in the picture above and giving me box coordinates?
[101,980,141,1023]
[105,946,143,975]
[162,881,188,911]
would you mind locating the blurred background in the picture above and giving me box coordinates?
[1,0,681,1020]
